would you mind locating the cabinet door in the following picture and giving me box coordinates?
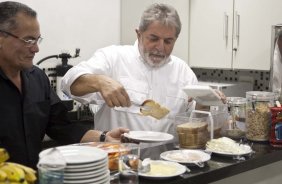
[189,0,233,69]
[233,0,282,70]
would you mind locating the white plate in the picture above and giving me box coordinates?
[65,161,108,172]
[124,131,174,143]
[64,170,109,184]
[39,145,107,164]
[206,144,253,156]
[65,157,107,169]
[182,85,223,106]
[138,160,186,179]
[160,150,211,165]
[64,168,108,179]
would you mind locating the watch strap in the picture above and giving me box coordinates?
[100,131,108,142]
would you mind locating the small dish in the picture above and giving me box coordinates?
[206,137,253,156]
[124,131,174,143]
[160,150,210,167]
[138,160,186,179]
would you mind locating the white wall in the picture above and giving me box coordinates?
[5,0,121,67]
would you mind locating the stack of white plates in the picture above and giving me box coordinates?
[40,145,110,184]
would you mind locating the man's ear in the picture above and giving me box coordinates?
[0,32,5,45]
[135,29,141,39]
[0,37,3,48]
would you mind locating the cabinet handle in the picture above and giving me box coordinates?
[223,12,228,40]
[235,11,240,40]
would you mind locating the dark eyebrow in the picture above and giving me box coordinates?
[23,35,41,40]
[148,34,175,41]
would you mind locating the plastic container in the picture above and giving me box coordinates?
[37,148,66,184]
[246,91,276,141]
[74,142,139,171]
[210,105,229,138]
[176,116,209,149]
[175,110,218,149]
[226,97,247,139]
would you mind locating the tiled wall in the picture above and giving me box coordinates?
[42,67,57,90]
[43,67,271,92]
[192,68,271,91]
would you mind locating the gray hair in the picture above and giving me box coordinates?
[0,1,37,31]
[138,3,181,38]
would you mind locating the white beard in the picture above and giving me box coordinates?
[139,42,169,68]
[143,52,169,68]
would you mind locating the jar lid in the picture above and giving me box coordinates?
[227,97,247,105]
[246,91,277,101]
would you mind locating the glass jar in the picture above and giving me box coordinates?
[226,97,247,139]
[228,97,247,128]
[246,91,276,141]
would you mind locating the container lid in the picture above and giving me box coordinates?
[227,97,247,105]
[246,91,277,101]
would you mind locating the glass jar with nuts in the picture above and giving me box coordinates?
[246,91,276,142]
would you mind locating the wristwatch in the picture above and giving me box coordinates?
[100,131,108,142]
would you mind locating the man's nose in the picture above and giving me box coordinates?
[155,40,165,51]
[30,43,39,53]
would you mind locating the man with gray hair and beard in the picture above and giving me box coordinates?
[62,4,222,139]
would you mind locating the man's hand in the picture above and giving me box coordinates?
[70,74,131,107]
[214,89,227,104]
[105,127,130,142]
[98,75,131,108]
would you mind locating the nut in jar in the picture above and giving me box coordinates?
[246,91,276,141]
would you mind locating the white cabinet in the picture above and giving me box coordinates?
[189,0,282,70]
[121,0,189,62]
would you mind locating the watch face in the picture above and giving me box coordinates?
[100,131,108,142]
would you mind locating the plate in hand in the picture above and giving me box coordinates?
[124,131,174,143]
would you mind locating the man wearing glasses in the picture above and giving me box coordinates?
[0,1,129,169]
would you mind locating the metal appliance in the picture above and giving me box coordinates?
[36,48,80,110]
[270,24,282,100]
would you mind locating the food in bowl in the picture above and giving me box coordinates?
[83,142,134,171]
[177,122,209,149]
[226,129,245,139]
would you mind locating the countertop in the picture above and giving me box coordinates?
[111,141,282,184]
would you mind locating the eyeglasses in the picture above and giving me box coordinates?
[0,30,43,47]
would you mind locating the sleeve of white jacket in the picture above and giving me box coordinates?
[60,63,97,105]
[61,48,112,105]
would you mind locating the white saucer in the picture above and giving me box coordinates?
[65,161,108,172]
[65,157,107,169]
[64,170,110,184]
[40,145,107,164]
[64,168,108,180]
[124,131,174,143]
[160,149,211,166]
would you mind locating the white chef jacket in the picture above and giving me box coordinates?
[61,41,198,137]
